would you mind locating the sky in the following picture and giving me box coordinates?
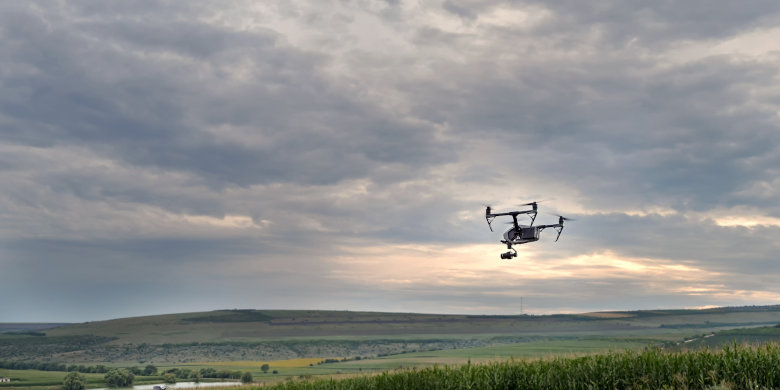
[1,1,780,323]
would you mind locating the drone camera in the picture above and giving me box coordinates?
[500,251,516,260]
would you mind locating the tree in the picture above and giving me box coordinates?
[260,364,270,374]
[144,364,157,376]
[63,371,86,390]
[240,371,253,384]
[190,370,202,383]
[199,368,216,378]
[104,368,134,388]
[163,373,176,384]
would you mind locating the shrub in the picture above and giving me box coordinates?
[104,368,134,388]
[144,364,158,376]
[63,371,86,390]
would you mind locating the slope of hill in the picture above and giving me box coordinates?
[0,324,71,333]
[3,306,780,364]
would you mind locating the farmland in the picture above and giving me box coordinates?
[262,344,780,390]
[7,306,780,364]
[3,306,780,388]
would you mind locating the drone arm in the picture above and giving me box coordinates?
[534,222,565,241]
[486,210,525,231]
[485,206,496,231]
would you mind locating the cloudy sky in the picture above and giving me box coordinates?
[2,1,780,322]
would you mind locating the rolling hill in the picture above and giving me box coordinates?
[3,306,780,364]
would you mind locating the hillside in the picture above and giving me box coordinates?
[3,306,780,364]
[0,324,70,333]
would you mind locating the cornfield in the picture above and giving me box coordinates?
[262,343,780,390]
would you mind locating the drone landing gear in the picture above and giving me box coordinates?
[500,247,517,260]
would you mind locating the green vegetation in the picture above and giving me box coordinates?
[163,372,176,383]
[265,344,780,390]
[8,306,777,364]
[62,371,86,390]
[182,310,274,323]
[5,307,780,389]
[241,371,253,383]
[0,361,69,372]
[0,368,109,390]
[144,364,157,375]
[103,368,134,387]
[672,325,780,350]
[0,334,117,362]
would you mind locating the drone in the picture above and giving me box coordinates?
[485,202,573,259]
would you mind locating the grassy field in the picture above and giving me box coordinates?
[3,306,775,364]
[3,306,780,388]
[260,344,780,390]
[41,307,780,345]
[0,369,164,390]
[0,337,671,387]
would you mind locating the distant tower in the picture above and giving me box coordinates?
[521,296,524,314]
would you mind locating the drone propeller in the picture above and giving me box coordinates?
[519,198,554,206]
[518,201,539,211]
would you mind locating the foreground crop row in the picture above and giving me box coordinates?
[263,344,780,390]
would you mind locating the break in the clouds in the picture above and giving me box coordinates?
[1,1,779,322]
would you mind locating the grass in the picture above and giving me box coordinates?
[41,307,780,347]
[260,344,780,390]
[5,306,780,387]
[153,337,665,383]
[8,332,780,388]
[0,369,115,390]
[186,358,332,368]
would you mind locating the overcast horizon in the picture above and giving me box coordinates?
[2,1,780,323]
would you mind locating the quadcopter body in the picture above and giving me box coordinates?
[485,202,572,259]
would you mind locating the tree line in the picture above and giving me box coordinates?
[0,360,69,371]
[61,367,254,390]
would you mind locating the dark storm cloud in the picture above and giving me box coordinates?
[0,2,451,189]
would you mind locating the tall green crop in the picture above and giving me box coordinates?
[262,343,780,390]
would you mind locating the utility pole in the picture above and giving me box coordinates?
[521,296,524,314]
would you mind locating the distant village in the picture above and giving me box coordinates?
[0,376,10,382]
